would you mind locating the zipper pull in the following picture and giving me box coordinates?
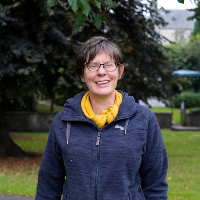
[96,136,100,146]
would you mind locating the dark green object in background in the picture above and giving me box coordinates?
[178,0,184,3]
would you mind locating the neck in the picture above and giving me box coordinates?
[89,92,115,115]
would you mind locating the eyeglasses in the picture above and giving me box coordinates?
[84,61,120,72]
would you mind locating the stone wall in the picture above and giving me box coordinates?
[6,112,57,132]
[6,112,172,132]
[185,113,200,127]
[154,113,172,129]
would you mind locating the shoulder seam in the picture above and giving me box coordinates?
[135,103,152,122]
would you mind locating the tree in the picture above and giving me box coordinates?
[163,37,200,94]
[0,0,83,157]
[191,20,200,36]
[1,0,112,157]
[0,0,171,158]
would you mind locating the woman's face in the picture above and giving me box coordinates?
[81,51,124,100]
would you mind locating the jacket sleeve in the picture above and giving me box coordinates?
[35,123,65,200]
[140,110,168,200]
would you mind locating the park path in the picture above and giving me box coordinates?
[0,194,34,200]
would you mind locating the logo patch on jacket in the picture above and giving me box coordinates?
[115,125,125,130]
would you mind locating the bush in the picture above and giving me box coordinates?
[173,92,200,108]
[190,107,200,113]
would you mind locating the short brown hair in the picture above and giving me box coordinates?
[75,36,123,79]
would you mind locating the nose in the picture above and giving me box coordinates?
[97,64,106,74]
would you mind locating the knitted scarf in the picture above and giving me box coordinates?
[81,90,123,128]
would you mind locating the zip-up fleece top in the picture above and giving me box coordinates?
[36,91,168,200]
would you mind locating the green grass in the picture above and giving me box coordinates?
[162,129,200,200]
[0,132,49,197]
[0,171,38,196]
[10,132,48,153]
[151,107,189,123]
[1,130,200,199]
[37,103,63,112]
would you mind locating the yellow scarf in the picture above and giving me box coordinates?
[81,90,123,129]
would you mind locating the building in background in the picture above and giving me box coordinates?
[158,9,195,44]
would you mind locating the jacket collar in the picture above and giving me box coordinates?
[61,91,137,123]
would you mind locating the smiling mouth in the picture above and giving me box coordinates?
[96,81,109,85]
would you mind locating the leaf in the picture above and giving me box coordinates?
[89,12,93,20]
[89,0,101,10]
[73,13,86,28]
[177,0,184,4]
[77,0,91,17]
[93,13,102,29]
[104,0,113,6]
[68,0,79,13]
[47,0,58,8]
[58,67,65,74]
[103,16,109,23]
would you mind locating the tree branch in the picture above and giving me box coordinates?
[57,0,75,23]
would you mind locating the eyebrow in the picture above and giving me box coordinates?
[89,60,114,63]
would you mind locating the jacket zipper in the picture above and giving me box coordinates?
[128,192,131,200]
[95,131,101,200]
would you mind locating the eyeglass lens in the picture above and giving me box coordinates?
[87,61,117,71]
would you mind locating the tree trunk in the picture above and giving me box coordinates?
[50,95,54,112]
[0,101,31,158]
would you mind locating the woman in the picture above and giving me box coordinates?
[36,36,168,200]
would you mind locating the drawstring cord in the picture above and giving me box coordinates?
[124,119,129,134]
[66,119,129,144]
[66,122,71,145]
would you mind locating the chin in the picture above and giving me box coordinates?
[94,90,114,97]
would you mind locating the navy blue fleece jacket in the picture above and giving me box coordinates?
[36,91,168,200]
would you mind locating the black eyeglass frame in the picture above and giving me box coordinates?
[84,61,121,72]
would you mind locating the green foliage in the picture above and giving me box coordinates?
[104,0,113,6]
[47,0,58,8]
[173,91,200,108]
[90,0,101,9]
[191,20,200,36]
[187,1,200,21]
[0,0,171,109]
[5,96,32,111]
[164,39,200,94]
[0,0,85,111]
[177,0,184,3]
[77,0,90,17]
[93,13,102,29]
[164,40,200,72]
[190,107,200,113]
[47,0,110,29]
[68,0,79,13]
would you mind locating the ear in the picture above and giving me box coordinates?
[80,75,85,82]
[118,64,124,80]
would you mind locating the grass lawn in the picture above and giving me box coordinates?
[37,103,63,113]
[162,129,200,200]
[0,130,200,199]
[0,132,48,197]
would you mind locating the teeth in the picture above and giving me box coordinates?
[96,81,109,84]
